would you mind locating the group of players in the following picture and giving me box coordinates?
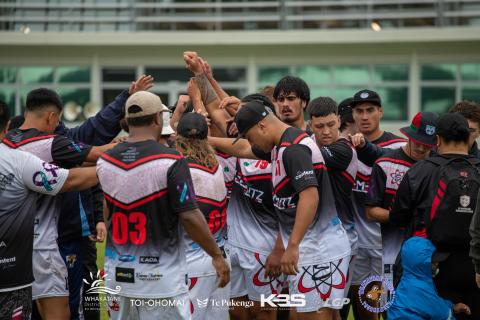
[1,50,479,320]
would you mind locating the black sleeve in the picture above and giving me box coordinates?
[283,144,318,193]
[390,171,414,227]
[320,140,353,171]
[167,157,199,214]
[91,184,104,224]
[51,135,93,168]
[252,145,271,161]
[470,195,480,273]
[357,140,387,167]
[365,163,387,208]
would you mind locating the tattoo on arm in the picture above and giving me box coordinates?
[195,74,217,105]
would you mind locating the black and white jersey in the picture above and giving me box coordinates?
[97,140,198,298]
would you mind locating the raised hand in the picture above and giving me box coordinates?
[183,51,203,76]
[129,74,154,95]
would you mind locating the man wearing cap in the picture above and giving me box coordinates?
[175,112,230,320]
[365,112,438,290]
[347,89,406,320]
[96,91,229,320]
[338,97,357,137]
[210,100,351,319]
[390,113,480,319]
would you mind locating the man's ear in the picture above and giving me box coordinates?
[155,112,162,126]
[302,100,307,110]
[436,135,441,148]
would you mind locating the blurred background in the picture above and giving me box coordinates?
[0,0,479,132]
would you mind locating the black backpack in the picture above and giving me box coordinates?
[425,156,480,250]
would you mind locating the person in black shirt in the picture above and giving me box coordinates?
[390,113,480,319]
[449,100,480,159]
[307,97,358,320]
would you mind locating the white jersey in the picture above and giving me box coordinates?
[184,160,228,277]
[0,144,68,291]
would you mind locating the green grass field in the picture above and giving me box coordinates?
[95,242,355,320]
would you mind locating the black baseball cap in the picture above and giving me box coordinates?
[177,112,208,139]
[436,113,470,139]
[400,112,438,147]
[338,97,354,119]
[233,100,272,144]
[352,89,382,108]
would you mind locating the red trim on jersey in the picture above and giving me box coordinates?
[376,138,406,147]
[274,177,290,194]
[413,228,427,238]
[293,133,309,144]
[356,172,370,181]
[385,189,397,195]
[188,162,219,174]
[280,142,291,147]
[375,157,414,167]
[243,173,272,181]
[313,163,326,170]
[196,196,228,207]
[341,171,355,185]
[104,189,168,210]
[215,151,233,159]
[2,134,55,148]
[101,153,181,170]
[430,179,446,220]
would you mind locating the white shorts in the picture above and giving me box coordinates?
[288,255,350,313]
[228,245,286,301]
[108,293,191,320]
[350,247,382,286]
[32,248,69,300]
[188,275,230,320]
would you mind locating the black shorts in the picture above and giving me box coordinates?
[0,286,32,320]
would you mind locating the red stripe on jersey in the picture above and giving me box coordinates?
[104,189,168,210]
[376,138,406,147]
[375,157,413,167]
[280,142,291,147]
[293,133,309,144]
[313,163,326,170]
[101,153,182,170]
[2,134,55,148]
[274,177,290,194]
[196,196,228,207]
[385,189,397,195]
[244,174,272,181]
[215,151,232,159]
[356,172,370,181]
[341,171,355,185]
[188,162,219,174]
[413,228,427,238]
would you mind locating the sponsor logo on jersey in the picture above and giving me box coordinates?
[84,271,122,295]
[273,195,295,210]
[139,256,159,264]
[136,272,163,281]
[115,267,135,283]
[456,195,474,213]
[294,170,314,181]
[0,173,14,194]
[118,254,136,262]
[0,241,6,248]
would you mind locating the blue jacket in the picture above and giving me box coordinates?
[388,237,455,320]
[56,90,129,242]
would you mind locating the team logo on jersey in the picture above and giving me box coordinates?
[139,256,159,264]
[66,254,77,268]
[0,173,14,194]
[425,125,435,135]
[83,270,122,295]
[390,169,405,185]
[0,241,6,248]
[460,195,471,208]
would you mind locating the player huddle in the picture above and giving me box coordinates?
[1,51,480,320]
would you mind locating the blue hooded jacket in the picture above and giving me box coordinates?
[388,237,455,320]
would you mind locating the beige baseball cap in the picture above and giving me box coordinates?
[125,91,163,118]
